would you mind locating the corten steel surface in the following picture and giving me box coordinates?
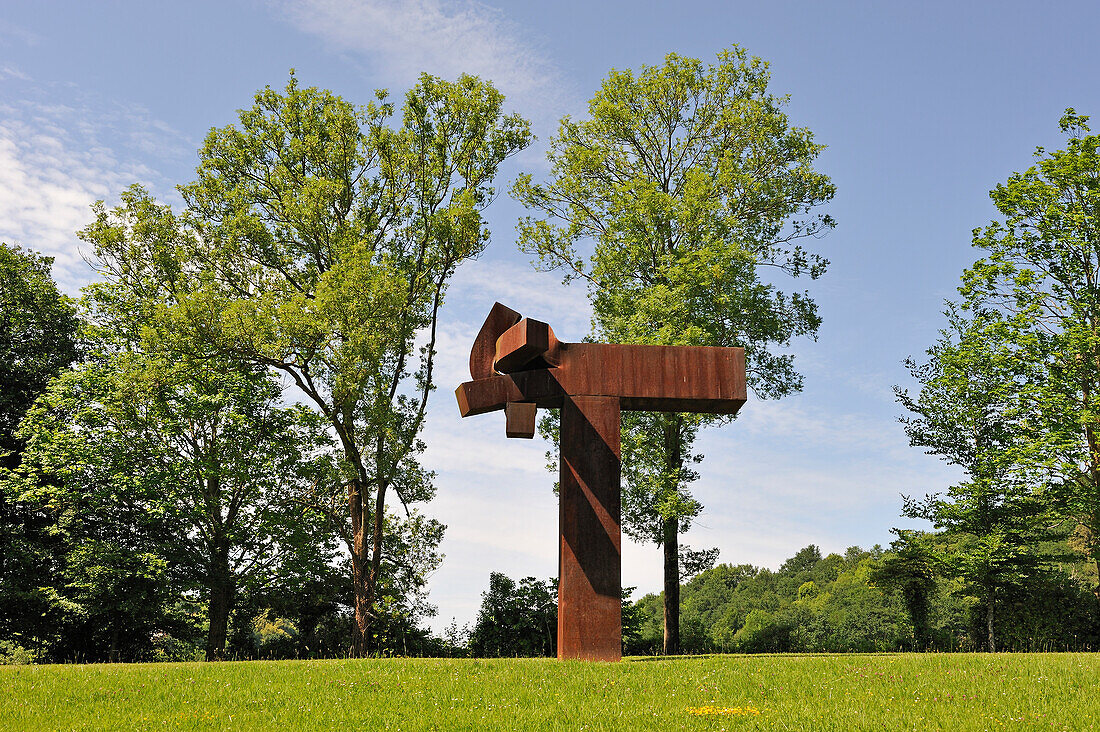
[559,396,621,661]
[455,303,747,662]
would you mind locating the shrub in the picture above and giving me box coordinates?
[0,640,39,665]
[252,610,299,659]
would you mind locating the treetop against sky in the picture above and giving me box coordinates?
[1,0,1098,632]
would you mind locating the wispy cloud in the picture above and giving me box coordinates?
[0,65,30,82]
[0,80,191,294]
[0,20,42,48]
[270,0,573,128]
[450,258,592,328]
[732,396,912,458]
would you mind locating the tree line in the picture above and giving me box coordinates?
[464,539,1097,659]
[2,45,1098,663]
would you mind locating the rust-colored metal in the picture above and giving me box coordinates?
[494,318,556,373]
[559,395,621,661]
[504,401,537,439]
[455,303,747,661]
[470,302,521,380]
[458,343,746,417]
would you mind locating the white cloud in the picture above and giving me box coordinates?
[0,87,191,294]
[0,20,41,48]
[449,258,593,331]
[0,65,30,82]
[271,0,573,127]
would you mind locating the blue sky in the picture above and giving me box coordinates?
[2,0,1098,632]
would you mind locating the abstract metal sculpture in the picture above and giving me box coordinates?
[456,303,747,661]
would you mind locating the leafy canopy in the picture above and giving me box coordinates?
[953,110,1100,568]
[0,244,79,459]
[79,71,532,654]
[513,46,835,396]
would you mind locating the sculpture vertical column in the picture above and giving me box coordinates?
[557,395,621,661]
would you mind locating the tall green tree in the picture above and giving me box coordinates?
[82,73,532,655]
[0,243,80,653]
[870,530,938,651]
[956,110,1100,596]
[513,46,834,653]
[896,307,1055,651]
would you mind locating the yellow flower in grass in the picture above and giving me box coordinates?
[687,705,762,717]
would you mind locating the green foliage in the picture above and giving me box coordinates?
[513,45,835,394]
[252,610,300,659]
[147,626,204,663]
[629,546,937,655]
[983,569,1099,651]
[0,243,80,462]
[897,110,1100,650]
[8,297,338,661]
[870,531,938,650]
[468,573,557,658]
[0,640,39,665]
[896,307,1058,651]
[954,110,1100,576]
[0,244,80,658]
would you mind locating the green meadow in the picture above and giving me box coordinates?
[3,653,1098,731]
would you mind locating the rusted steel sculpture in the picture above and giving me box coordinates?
[456,303,747,661]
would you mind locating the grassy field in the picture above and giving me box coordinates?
[3,653,1099,731]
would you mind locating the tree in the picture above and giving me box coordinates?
[80,73,532,655]
[512,46,834,653]
[896,307,1055,651]
[0,243,80,655]
[955,110,1100,599]
[0,243,80,465]
[629,546,918,654]
[468,572,557,657]
[870,530,938,650]
[13,317,338,660]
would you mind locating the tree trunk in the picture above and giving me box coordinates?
[348,477,373,657]
[661,416,684,656]
[986,594,995,653]
[662,516,680,655]
[205,542,234,661]
[109,625,119,663]
[364,476,389,652]
[350,552,372,657]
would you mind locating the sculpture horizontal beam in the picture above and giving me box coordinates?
[457,341,746,417]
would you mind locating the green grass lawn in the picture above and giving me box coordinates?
[2,653,1098,731]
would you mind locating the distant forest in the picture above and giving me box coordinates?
[461,539,1099,661]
